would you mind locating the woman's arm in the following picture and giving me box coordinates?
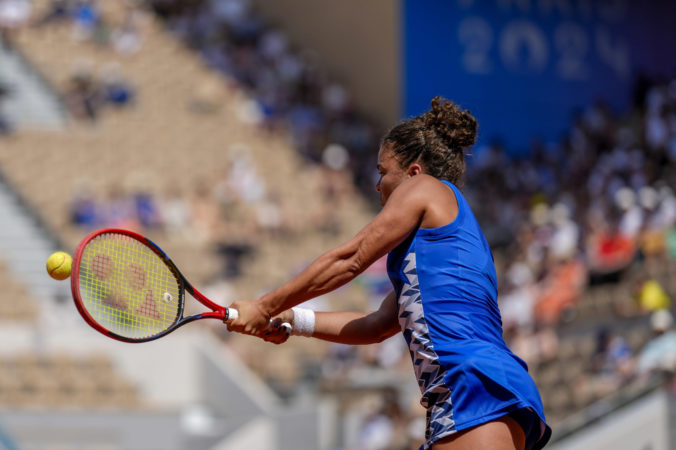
[229,175,434,334]
[264,291,400,345]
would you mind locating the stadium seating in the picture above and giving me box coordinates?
[0,352,141,410]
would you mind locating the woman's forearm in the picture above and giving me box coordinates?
[311,311,399,345]
[289,292,400,345]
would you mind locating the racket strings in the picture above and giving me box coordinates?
[78,233,182,339]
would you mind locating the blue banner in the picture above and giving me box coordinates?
[403,0,676,155]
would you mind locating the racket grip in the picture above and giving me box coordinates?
[226,308,238,322]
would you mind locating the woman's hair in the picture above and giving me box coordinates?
[382,96,477,185]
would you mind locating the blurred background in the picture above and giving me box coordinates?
[0,0,674,448]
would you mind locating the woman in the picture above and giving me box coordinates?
[228,97,551,449]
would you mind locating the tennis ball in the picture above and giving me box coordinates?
[46,251,72,281]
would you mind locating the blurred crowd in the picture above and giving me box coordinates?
[40,0,142,121]
[33,0,147,55]
[68,142,355,278]
[471,78,676,332]
[148,0,382,192]
[62,60,135,122]
[69,146,275,240]
[0,0,141,125]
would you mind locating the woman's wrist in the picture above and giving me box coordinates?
[253,295,277,320]
[291,307,315,337]
[257,290,288,317]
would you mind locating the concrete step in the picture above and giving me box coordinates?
[0,240,54,251]
[0,182,64,302]
[0,43,66,129]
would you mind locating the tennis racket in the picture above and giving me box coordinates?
[70,228,283,343]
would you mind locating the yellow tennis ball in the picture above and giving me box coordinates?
[46,251,72,281]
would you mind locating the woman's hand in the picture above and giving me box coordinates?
[227,300,271,335]
[262,310,294,344]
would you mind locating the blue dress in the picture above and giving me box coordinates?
[387,181,551,449]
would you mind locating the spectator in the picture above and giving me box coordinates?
[111,3,146,55]
[616,187,644,240]
[161,185,191,240]
[534,255,587,324]
[34,0,70,27]
[189,182,223,244]
[637,186,668,268]
[63,67,104,121]
[636,310,676,375]
[100,63,135,107]
[103,183,138,229]
[636,277,671,312]
[586,219,636,278]
[70,179,100,227]
[254,193,284,236]
[668,227,676,261]
[591,328,634,379]
[71,0,102,42]
[133,189,162,229]
[575,328,634,402]
[64,62,137,121]
[0,0,31,50]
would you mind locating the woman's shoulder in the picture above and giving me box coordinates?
[401,174,453,194]
[402,175,460,229]
[405,175,459,203]
[388,175,460,219]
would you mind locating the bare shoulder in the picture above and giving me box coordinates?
[397,174,454,200]
[400,175,458,228]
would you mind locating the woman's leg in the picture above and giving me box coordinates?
[431,416,526,450]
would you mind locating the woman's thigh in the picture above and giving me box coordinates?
[431,416,525,450]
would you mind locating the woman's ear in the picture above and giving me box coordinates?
[407,163,423,177]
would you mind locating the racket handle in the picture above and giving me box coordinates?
[226,308,238,322]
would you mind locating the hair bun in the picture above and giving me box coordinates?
[423,96,477,151]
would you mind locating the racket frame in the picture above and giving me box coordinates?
[71,228,236,343]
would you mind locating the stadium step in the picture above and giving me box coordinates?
[0,40,66,130]
[0,181,69,303]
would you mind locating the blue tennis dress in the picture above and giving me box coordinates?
[387,181,551,449]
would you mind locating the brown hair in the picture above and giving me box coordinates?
[382,96,477,185]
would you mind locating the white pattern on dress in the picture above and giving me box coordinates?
[397,252,455,436]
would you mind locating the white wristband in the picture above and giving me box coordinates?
[291,307,315,337]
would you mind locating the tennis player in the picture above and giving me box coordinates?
[228,97,551,449]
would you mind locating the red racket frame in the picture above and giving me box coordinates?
[71,228,236,343]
